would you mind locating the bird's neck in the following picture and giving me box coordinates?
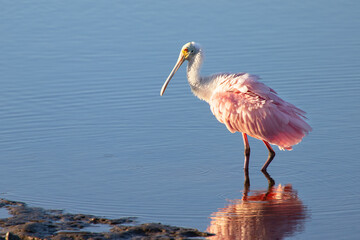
[186,51,210,102]
[186,51,217,102]
[186,51,203,86]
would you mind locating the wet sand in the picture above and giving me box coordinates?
[0,199,212,240]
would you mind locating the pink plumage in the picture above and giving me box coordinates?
[160,42,312,171]
[209,73,311,150]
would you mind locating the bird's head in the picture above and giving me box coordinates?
[181,42,201,60]
[160,42,201,96]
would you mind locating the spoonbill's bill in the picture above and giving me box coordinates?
[160,42,311,172]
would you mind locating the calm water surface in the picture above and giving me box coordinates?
[1,1,359,239]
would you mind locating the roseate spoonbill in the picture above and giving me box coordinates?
[160,42,311,172]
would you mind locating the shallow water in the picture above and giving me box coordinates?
[207,184,308,240]
[0,1,360,239]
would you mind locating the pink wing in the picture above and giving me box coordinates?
[209,73,312,150]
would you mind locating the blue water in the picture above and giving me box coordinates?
[0,1,359,239]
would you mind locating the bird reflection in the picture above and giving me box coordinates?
[207,175,308,240]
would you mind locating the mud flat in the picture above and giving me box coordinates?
[0,199,212,240]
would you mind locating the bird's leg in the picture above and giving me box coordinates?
[261,141,275,172]
[242,133,250,171]
[244,167,250,189]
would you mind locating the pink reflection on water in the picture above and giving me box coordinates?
[207,184,307,240]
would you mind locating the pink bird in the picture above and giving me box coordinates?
[160,42,311,172]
